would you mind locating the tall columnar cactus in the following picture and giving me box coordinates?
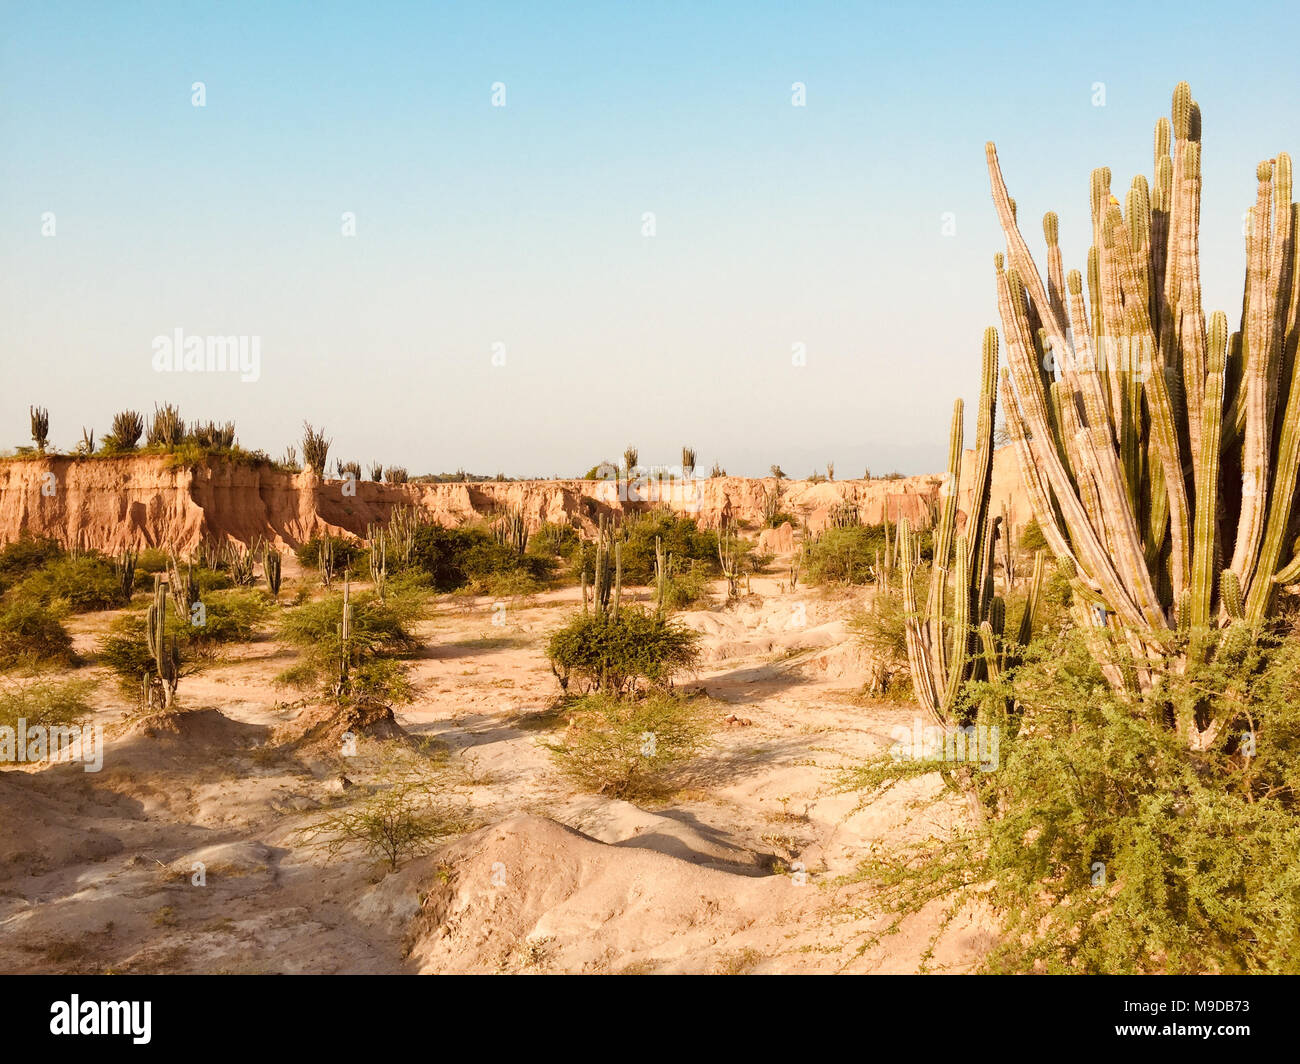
[29,406,49,453]
[900,329,1040,722]
[588,516,622,619]
[493,507,528,556]
[366,528,386,601]
[146,575,179,709]
[263,545,283,599]
[983,83,1299,725]
[115,548,138,602]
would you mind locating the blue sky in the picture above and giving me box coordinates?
[3,1,1299,476]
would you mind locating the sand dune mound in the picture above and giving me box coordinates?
[270,699,410,752]
[409,814,799,974]
[115,706,267,749]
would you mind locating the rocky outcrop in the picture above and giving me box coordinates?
[0,447,1031,552]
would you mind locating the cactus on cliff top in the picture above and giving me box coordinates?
[29,406,49,453]
[301,422,331,476]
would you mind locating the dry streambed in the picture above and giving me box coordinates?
[0,581,994,974]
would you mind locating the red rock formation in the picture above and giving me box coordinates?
[0,449,1031,552]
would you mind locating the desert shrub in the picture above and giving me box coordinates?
[349,658,415,705]
[135,548,170,574]
[804,525,930,586]
[409,525,549,592]
[1019,518,1049,553]
[592,514,719,586]
[276,589,421,697]
[662,563,711,610]
[10,555,121,613]
[846,626,1300,974]
[97,610,190,691]
[194,567,232,594]
[0,535,64,594]
[529,522,581,562]
[549,691,710,799]
[0,600,74,668]
[189,589,273,645]
[295,777,466,871]
[0,676,93,733]
[848,586,911,698]
[546,607,700,696]
[295,534,361,572]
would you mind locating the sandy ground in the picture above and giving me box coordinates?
[0,565,996,974]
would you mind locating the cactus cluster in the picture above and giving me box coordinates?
[583,516,623,618]
[115,547,138,601]
[492,507,528,555]
[900,329,1043,722]
[147,403,185,448]
[301,421,331,476]
[984,82,1300,707]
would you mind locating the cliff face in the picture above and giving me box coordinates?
[0,447,1030,551]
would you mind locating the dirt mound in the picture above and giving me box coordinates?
[115,707,267,749]
[408,814,799,974]
[270,699,410,752]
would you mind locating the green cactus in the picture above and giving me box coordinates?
[115,548,138,602]
[981,83,1300,726]
[493,507,528,556]
[263,545,283,599]
[145,575,179,709]
[900,329,1041,722]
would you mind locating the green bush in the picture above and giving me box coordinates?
[276,588,421,697]
[662,563,711,610]
[546,607,700,696]
[804,525,929,586]
[549,691,711,799]
[295,534,361,572]
[410,525,550,592]
[8,555,121,613]
[97,612,184,691]
[0,535,64,594]
[848,626,1300,974]
[528,522,582,562]
[190,589,273,645]
[0,676,93,732]
[136,548,170,574]
[848,585,911,698]
[0,600,74,668]
[581,514,719,587]
[1020,518,1049,553]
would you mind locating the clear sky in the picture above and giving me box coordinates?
[3,1,1298,477]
